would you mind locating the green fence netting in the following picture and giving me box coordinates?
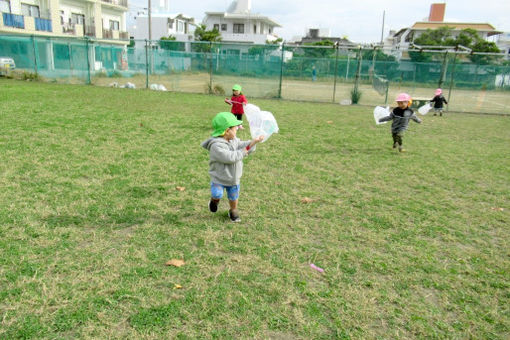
[1,34,509,114]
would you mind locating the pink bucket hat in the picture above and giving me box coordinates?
[395,93,411,102]
[435,88,442,95]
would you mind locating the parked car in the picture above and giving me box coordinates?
[0,57,16,75]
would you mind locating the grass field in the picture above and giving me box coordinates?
[0,78,509,339]
[35,70,510,115]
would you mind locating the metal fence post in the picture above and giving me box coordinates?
[447,50,458,112]
[145,39,149,89]
[438,51,448,88]
[85,37,91,85]
[353,46,362,93]
[209,42,213,94]
[332,44,339,103]
[278,42,285,99]
[31,35,38,75]
[68,42,73,73]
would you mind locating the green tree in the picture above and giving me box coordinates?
[303,40,335,58]
[193,24,222,53]
[409,27,503,64]
[409,27,455,62]
[194,24,222,42]
[267,37,283,44]
[362,49,396,62]
[159,36,185,51]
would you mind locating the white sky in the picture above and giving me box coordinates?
[128,0,510,43]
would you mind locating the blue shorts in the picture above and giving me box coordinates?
[210,182,240,201]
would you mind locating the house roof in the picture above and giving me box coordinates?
[411,22,501,36]
[204,12,281,27]
[137,13,194,21]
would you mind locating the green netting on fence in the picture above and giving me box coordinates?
[1,34,509,114]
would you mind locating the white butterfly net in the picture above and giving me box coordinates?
[373,106,389,125]
[418,103,431,115]
[244,104,279,142]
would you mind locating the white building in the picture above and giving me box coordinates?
[130,12,195,43]
[128,0,195,44]
[202,0,280,44]
[495,32,510,59]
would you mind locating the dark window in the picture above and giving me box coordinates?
[71,13,84,25]
[253,24,256,33]
[0,0,11,13]
[213,24,219,31]
[109,20,119,30]
[221,24,227,31]
[233,23,244,33]
[21,3,39,17]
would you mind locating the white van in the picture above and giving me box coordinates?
[0,57,16,75]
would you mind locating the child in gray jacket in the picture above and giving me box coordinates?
[379,93,422,152]
[201,112,264,222]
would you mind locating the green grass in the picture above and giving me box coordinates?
[0,78,509,339]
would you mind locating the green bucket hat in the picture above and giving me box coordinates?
[232,84,242,91]
[212,112,242,137]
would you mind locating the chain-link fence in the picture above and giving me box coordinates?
[1,34,509,114]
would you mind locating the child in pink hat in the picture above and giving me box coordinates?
[430,88,448,116]
[378,93,422,152]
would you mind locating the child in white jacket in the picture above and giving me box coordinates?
[201,112,263,222]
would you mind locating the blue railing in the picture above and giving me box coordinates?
[35,17,52,32]
[2,13,25,29]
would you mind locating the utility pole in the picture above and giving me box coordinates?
[148,0,153,74]
[148,0,152,42]
[380,10,385,44]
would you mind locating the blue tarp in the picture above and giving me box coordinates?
[2,13,24,29]
[35,18,52,32]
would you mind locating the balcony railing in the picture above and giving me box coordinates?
[85,26,95,37]
[62,22,75,34]
[2,13,25,29]
[101,0,128,8]
[35,17,52,32]
[119,31,128,40]
[102,28,113,39]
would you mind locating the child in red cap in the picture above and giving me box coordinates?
[225,84,247,128]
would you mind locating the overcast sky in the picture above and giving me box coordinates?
[128,0,510,43]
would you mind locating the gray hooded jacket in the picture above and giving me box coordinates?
[201,137,255,186]
[379,107,421,133]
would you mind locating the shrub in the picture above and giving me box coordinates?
[350,87,362,104]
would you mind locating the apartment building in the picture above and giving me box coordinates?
[0,0,128,43]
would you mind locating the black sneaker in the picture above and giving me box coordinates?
[228,209,241,222]
[209,199,219,213]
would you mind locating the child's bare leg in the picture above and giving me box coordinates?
[228,199,238,210]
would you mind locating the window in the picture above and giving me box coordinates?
[109,20,119,30]
[177,20,184,32]
[253,24,256,34]
[233,23,244,34]
[60,10,64,24]
[213,24,219,31]
[71,13,84,25]
[0,0,11,13]
[221,24,227,31]
[21,3,39,17]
